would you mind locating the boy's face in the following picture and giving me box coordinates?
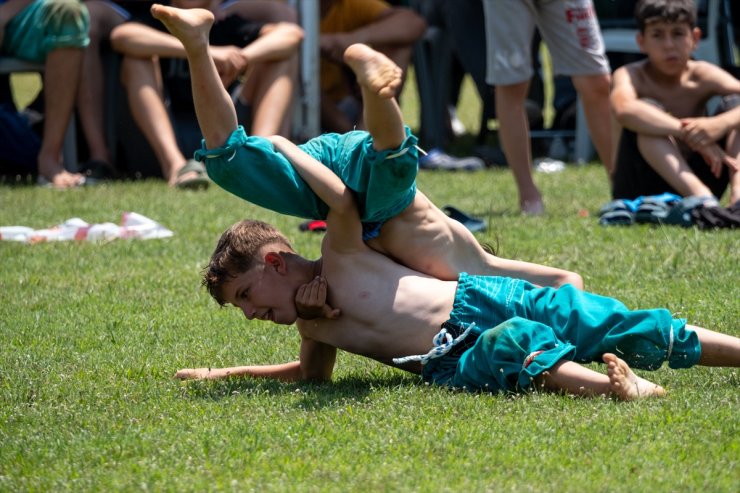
[220,256,299,326]
[637,20,700,75]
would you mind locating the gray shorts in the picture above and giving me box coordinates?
[482,0,610,85]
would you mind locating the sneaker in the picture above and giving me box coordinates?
[418,148,485,171]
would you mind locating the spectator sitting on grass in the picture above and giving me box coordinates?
[610,0,740,206]
[152,5,740,399]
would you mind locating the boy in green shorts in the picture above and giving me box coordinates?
[176,5,581,290]
[154,5,740,399]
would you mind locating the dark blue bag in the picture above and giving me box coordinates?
[0,102,40,174]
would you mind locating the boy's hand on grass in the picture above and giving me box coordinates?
[175,368,215,380]
[295,276,341,320]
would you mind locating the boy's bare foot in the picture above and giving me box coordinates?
[343,44,402,99]
[150,4,214,51]
[603,353,666,400]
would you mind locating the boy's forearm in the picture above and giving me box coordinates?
[241,23,303,63]
[615,100,683,137]
[270,137,353,213]
[348,9,426,46]
[176,361,306,381]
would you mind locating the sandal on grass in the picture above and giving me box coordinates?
[175,159,209,190]
[598,199,635,226]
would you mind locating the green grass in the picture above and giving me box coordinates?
[1,74,739,492]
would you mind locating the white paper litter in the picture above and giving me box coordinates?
[0,212,174,243]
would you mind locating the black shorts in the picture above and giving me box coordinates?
[611,95,739,201]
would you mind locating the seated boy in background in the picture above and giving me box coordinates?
[153,4,740,400]
[610,0,740,206]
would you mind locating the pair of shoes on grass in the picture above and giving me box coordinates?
[599,193,718,227]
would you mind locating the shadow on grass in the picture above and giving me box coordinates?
[178,372,423,409]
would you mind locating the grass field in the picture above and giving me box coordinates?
[1,72,738,492]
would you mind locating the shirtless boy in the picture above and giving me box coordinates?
[610,0,740,205]
[152,4,582,290]
[154,4,740,400]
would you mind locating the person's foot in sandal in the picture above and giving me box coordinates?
[172,159,209,190]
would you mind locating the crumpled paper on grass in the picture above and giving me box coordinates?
[0,212,174,243]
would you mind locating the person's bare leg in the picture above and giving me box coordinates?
[77,1,126,166]
[38,48,85,188]
[243,55,298,137]
[494,82,543,215]
[637,135,714,197]
[692,325,740,367]
[150,4,237,149]
[369,191,583,287]
[535,355,665,400]
[119,56,188,185]
[572,73,613,176]
[343,43,404,150]
[724,128,740,205]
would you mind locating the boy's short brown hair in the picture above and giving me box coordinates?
[634,0,696,32]
[203,220,292,305]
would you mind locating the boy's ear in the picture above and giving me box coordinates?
[264,252,287,274]
[636,31,645,53]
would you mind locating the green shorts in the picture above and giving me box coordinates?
[422,274,701,393]
[196,126,419,238]
[2,0,90,63]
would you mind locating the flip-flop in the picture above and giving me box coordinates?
[442,205,487,232]
[175,159,209,190]
[598,199,635,226]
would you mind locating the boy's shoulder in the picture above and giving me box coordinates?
[620,59,725,92]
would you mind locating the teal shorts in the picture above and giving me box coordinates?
[2,0,90,63]
[196,126,419,237]
[422,274,701,393]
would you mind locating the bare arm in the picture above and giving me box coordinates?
[267,135,364,252]
[219,0,299,23]
[240,22,304,65]
[610,66,683,137]
[176,335,337,382]
[680,63,740,148]
[340,7,426,46]
[320,7,426,62]
[267,136,356,222]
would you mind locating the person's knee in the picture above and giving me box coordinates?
[573,73,610,101]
